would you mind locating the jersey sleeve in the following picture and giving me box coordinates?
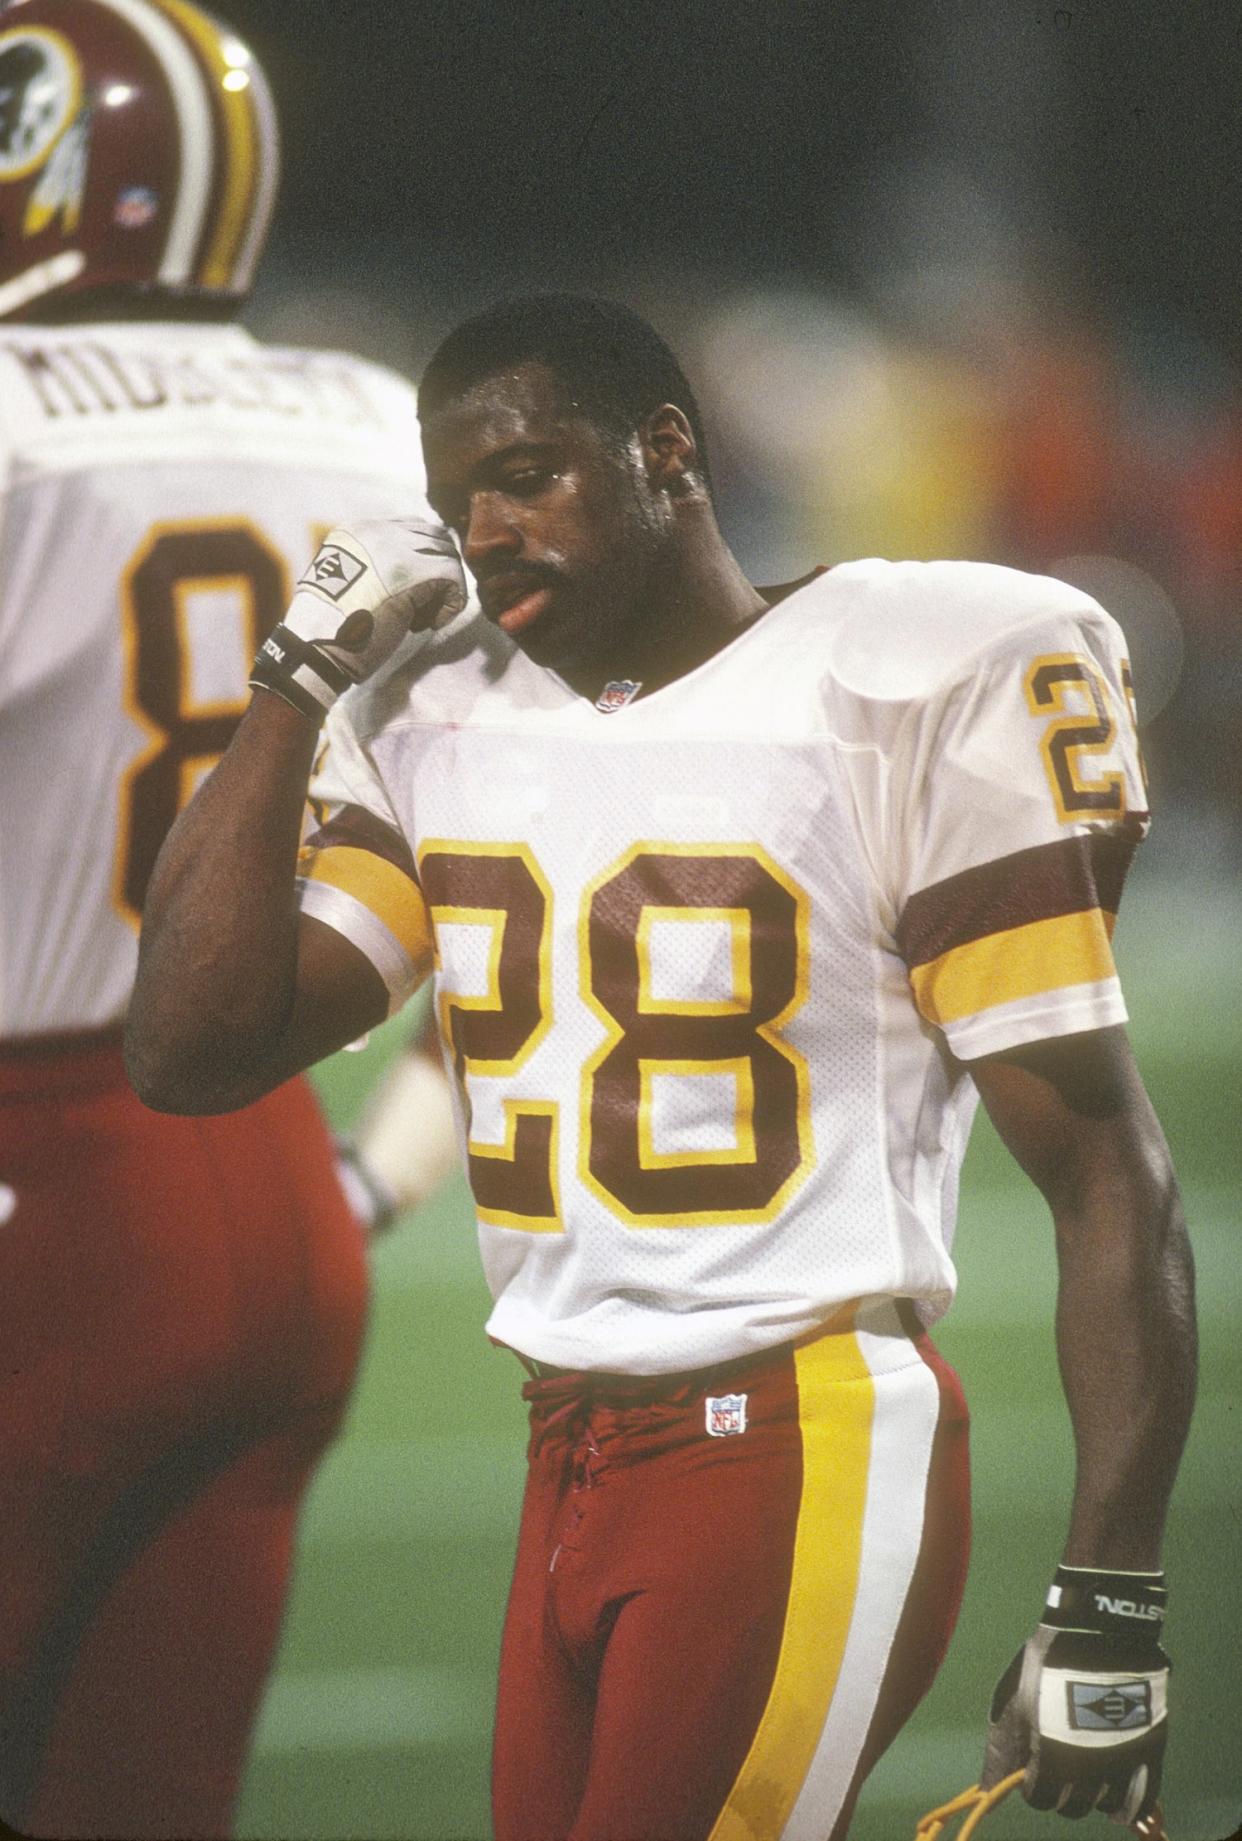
[893,596,1149,1061]
[298,701,434,1013]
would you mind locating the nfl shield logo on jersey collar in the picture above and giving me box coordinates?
[706,1393,748,1437]
[595,678,642,712]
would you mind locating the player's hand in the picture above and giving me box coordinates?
[249,518,467,722]
[981,1567,1169,1823]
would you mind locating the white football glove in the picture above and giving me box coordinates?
[352,1036,460,1224]
[250,518,467,722]
[333,1008,460,1239]
[981,1567,1170,1823]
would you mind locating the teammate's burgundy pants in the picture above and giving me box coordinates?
[0,1039,368,1839]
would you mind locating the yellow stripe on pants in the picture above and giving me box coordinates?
[709,1321,877,1841]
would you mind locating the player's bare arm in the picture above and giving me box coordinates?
[126,692,387,1114]
[126,519,467,1115]
[973,1025,1195,1569]
[969,1023,1196,1820]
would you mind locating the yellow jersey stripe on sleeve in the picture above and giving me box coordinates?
[298,843,434,973]
[909,907,1117,1028]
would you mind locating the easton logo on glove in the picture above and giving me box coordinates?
[1091,1592,1163,1621]
[249,518,467,723]
[301,543,367,599]
[1070,1681,1152,1731]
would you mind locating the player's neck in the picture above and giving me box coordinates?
[572,536,767,704]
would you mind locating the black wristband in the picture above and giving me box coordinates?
[1043,1566,1167,1637]
[248,623,353,723]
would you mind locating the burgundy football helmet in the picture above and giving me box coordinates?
[0,0,278,318]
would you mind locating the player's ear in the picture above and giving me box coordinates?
[639,404,701,495]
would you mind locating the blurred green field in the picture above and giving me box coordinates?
[237,869,1240,1841]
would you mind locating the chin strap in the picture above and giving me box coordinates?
[915,1772,1171,1841]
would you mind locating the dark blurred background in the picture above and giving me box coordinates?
[238,0,1241,868]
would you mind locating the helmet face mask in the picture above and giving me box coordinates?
[0,0,279,321]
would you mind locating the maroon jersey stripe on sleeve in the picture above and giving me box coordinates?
[303,803,418,883]
[896,829,1142,972]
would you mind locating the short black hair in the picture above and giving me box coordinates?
[418,294,712,492]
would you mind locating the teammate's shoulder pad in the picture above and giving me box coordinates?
[259,341,414,388]
[261,340,420,414]
[811,558,1114,704]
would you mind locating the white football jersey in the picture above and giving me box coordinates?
[0,321,429,1036]
[300,559,1149,1373]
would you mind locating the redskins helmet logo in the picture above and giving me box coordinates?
[0,26,82,182]
[0,0,280,319]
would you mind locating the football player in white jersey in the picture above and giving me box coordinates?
[127,295,1197,1839]
[0,1,455,1833]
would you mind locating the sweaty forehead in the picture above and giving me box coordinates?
[422,362,587,475]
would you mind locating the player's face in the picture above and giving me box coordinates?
[422,363,668,684]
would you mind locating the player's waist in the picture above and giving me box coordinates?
[508,1296,933,1392]
[0,1024,128,1097]
[514,1337,789,1399]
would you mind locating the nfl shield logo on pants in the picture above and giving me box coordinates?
[706,1393,748,1437]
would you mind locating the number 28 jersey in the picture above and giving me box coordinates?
[301,560,1149,1373]
[0,321,428,1037]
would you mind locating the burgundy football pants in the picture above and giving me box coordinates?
[0,1040,368,1839]
[492,1300,971,1841]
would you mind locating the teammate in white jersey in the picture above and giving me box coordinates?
[127,296,1197,1838]
[0,2,452,1833]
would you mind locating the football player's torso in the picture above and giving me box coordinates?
[0,320,425,1036]
[364,587,973,1372]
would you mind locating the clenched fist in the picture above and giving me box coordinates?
[249,517,467,722]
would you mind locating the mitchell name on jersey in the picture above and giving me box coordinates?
[298,559,1149,1374]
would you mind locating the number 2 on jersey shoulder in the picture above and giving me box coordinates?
[1024,652,1134,824]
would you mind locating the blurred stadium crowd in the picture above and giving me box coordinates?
[253,265,1239,874]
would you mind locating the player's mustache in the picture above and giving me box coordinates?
[475,562,564,611]
[475,561,562,591]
